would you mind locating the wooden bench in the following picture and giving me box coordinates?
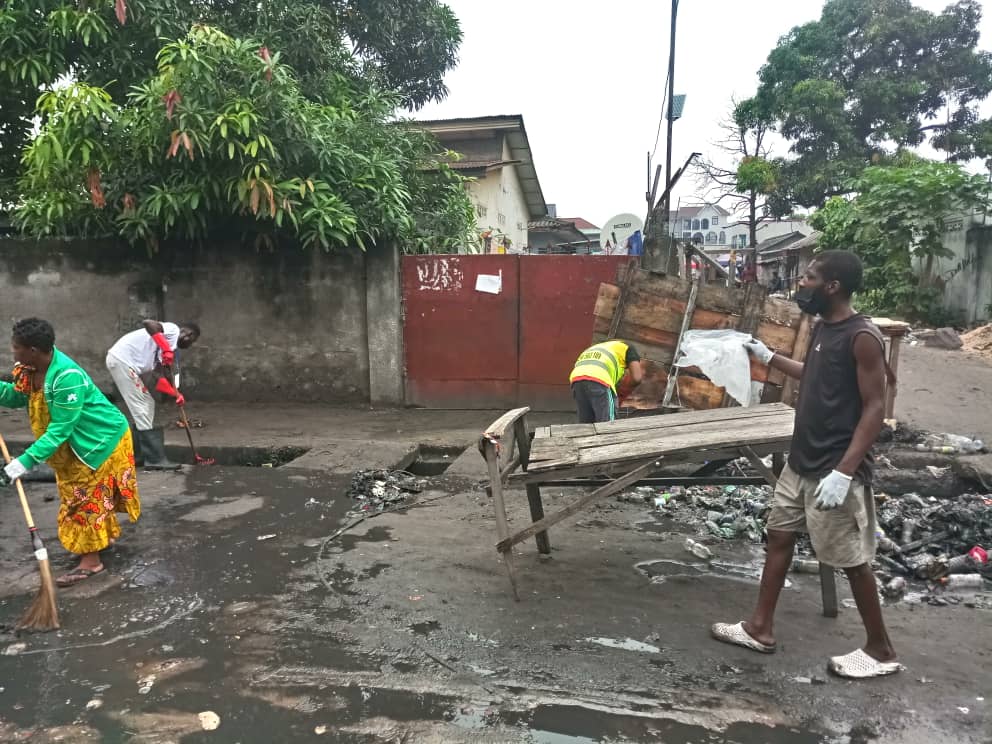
[480,403,839,617]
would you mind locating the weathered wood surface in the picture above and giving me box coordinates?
[592,266,806,412]
[526,402,794,475]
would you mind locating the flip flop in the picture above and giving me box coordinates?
[56,566,105,587]
[710,621,777,654]
[828,649,903,679]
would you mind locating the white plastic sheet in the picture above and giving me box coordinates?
[673,329,755,406]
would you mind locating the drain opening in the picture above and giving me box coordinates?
[404,445,466,476]
[161,445,310,467]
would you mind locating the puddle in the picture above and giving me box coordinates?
[403,444,466,476]
[584,637,661,653]
[410,620,441,637]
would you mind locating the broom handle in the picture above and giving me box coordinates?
[0,433,39,532]
[166,365,199,456]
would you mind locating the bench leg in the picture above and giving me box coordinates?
[526,484,551,554]
[819,562,838,618]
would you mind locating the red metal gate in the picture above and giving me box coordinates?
[402,255,628,410]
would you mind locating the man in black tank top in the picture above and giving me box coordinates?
[711,251,901,679]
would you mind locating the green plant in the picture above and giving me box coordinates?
[13,25,474,252]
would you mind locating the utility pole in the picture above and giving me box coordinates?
[642,0,680,273]
[662,0,679,274]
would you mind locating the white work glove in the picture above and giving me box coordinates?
[743,337,774,364]
[813,470,853,510]
[1,458,27,486]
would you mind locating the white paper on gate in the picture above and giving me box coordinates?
[475,271,502,294]
[673,329,755,406]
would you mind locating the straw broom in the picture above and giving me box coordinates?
[0,433,60,632]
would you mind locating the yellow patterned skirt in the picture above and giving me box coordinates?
[28,391,141,555]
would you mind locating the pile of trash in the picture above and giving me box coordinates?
[874,492,991,600]
[346,469,425,515]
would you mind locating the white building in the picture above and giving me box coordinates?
[725,217,814,250]
[420,115,547,252]
[667,204,732,247]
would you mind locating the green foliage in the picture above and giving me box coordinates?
[809,161,990,320]
[0,0,463,207]
[13,26,474,252]
[750,0,992,207]
[736,157,777,195]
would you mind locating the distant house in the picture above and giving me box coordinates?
[726,217,814,250]
[667,204,732,247]
[528,216,601,254]
[420,115,547,252]
[757,231,820,292]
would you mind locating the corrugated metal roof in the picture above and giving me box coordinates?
[557,217,600,231]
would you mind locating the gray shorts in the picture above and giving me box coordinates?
[765,464,877,568]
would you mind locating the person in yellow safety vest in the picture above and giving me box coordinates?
[569,339,644,423]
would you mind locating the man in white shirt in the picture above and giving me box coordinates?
[106,319,200,468]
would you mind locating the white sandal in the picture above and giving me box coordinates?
[828,649,903,679]
[710,621,776,654]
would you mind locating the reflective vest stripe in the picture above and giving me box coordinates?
[569,341,629,390]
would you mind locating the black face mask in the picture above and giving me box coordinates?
[795,285,828,316]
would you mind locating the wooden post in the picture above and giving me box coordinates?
[819,563,838,618]
[484,443,519,600]
[526,484,551,554]
[662,278,700,408]
[884,334,902,419]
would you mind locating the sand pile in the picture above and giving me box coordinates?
[961,323,992,359]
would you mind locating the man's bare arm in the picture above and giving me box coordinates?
[835,333,886,477]
[143,319,164,336]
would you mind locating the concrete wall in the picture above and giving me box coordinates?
[0,238,404,404]
[935,210,992,325]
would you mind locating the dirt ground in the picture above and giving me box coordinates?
[895,344,992,445]
[0,347,988,743]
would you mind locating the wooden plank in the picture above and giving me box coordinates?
[533,426,551,439]
[485,443,519,600]
[594,402,793,434]
[574,416,795,468]
[512,440,790,483]
[741,445,778,487]
[781,313,813,407]
[496,458,663,552]
[722,281,768,407]
[571,414,792,450]
[482,407,531,439]
[662,279,700,408]
[661,373,728,410]
[547,424,596,437]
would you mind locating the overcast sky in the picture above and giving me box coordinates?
[415,0,992,227]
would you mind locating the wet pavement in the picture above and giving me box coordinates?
[0,461,988,743]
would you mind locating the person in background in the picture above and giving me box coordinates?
[0,318,140,586]
[711,251,899,679]
[106,319,200,469]
[768,270,785,293]
[569,339,644,423]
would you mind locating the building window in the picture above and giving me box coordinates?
[701,218,709,230]
[684,219,692,231]
[719,231,726,244]
[692,219,700,230]
[692,232,704,244]
[498,213,506,225]
[476,204,488,218]
[682,231,691,240]
[706,231,717,244]
[712,216,718,226]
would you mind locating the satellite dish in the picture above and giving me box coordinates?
[600,213,644,255]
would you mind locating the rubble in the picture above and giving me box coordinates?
[346,469,425,515]
[922,327,963,350]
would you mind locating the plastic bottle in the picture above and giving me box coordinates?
[947,546,989,574]
[942,574,984,590]
[684,538,713,560]
[791,558,820,574]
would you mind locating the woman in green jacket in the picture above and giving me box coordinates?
[0,318,140,586]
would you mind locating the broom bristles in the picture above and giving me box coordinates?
[17,558,60,632]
